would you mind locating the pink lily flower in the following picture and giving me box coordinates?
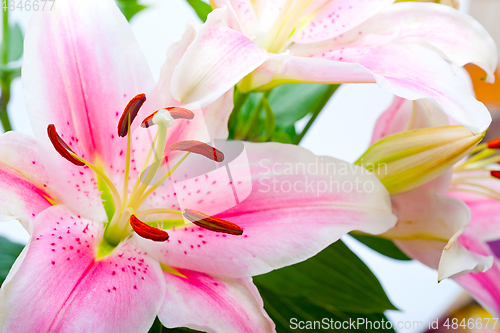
[371,96,500,316]
[171,0,497,134]
[0,0,397,331]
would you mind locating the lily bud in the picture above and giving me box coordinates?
[355,125,484,195]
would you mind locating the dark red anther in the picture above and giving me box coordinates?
[118,93,147,137]
[130,215,169,242]
[183,209,243,235]
[170,140,224,162]
[491,170,500,179]
[487,138,500,149]
[141,107,195,128]
[47,124,85,166]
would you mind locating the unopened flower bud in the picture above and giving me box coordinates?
[355,125,484,195]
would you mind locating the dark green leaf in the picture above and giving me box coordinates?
[116,0,147,21]
[260,288,395,333]
[0,236,24,285]
[7,23,23,63]
[254,240,396,313]
[148,317,203,333]
[185,0,213,22]
[350,234,412,261]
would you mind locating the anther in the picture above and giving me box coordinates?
[47,124,85,166]
[183,209,243,235]
[118,93,147,137]
[170,140,224,162]
[491,171,500,179]
[487,138,500,149]
[141,107,195,128]
[130,215,169,242]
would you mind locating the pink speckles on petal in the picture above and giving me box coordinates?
[292,0,394,44]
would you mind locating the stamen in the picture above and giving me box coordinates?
[488,138,500,149]
[183,209,243,235]
[47,124,85,166]
[491,171,500,179]
[130,214,169,242]
[170,140,224,162]
[117,93,146,137]
[141,107,195,128]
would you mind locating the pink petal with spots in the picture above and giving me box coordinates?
[171,8,273,108]
[292,0,395,44]
[23,0,155,221]
[327,2,497,82]
[135,142,396,278]
[0,206,165,332]
[0,132,52,230]
[271,43,490,134]
[159,269,274,332]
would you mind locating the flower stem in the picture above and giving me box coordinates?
[0,9,12,132]
[237,91,271,140]
[228,87,249,132]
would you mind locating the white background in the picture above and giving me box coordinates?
[0,0,480,332]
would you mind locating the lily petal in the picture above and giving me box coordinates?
[159,269,274,332]
[0,132,52,230]
[439,232,493,281]
[171,8,272,108]
[23,0,155,220]
[0,205,165,332]
[135,142,396,278]
[150,23,234,141]
[456,262,500,317]
[449,171,500,243]
[371,97,450,144]
[328,2,498,82]
[387,188,491,280]
[292,0,395,44]
[273,43,490,134]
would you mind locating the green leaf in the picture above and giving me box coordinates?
[185,0,213,22]
[0,236,24,285]
[270,130,293,144]
[350,234,412,261]
[6,23,23,63]
[253,240,396,313]
[268,83,335,128]
[115,0,147,21]
[260,288,395,333]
